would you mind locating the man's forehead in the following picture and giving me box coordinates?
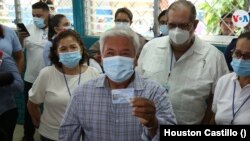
[168,10,191,23]
[32,9,46,14]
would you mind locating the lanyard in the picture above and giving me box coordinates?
[231,81,250,124]
[168,51,174,78]
[63,67,82,96]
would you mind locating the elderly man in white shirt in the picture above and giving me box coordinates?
[137,1,229,124]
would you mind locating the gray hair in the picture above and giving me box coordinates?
[99,27,140,56]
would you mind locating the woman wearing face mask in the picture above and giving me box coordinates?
[27,30,99,141]
[43,14,72,66]
[157,9,168,37]
[212,31,250,125]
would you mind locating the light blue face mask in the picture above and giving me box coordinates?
[59,51,82,69]
[159,25,169,35]
[115,22,130,28]
[33,17,46,29]
[231,58,250,76]
[103,56,134,83]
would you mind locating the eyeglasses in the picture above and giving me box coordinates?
[167,23,193,30]
[232,50,250,61]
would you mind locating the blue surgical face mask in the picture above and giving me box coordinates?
[33,17,46,29]
[159,25,168,35]
[63,25,73,30]
[115,22,130,28]
[59,51,82,69]
[231,58,250,76]
[103,56,134,83]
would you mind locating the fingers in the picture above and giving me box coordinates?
[31,117,40,128]
[130,97,155,107]
[130,97,156,127]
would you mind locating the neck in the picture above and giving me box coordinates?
[108,75,134,89]
[171,38,193,60]
[238,76,250,88]
[62,65,80,75]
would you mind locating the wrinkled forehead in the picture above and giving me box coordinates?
[168,5,191,23]
[236,38,250,52]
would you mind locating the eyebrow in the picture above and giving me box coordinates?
[58,43,78,48]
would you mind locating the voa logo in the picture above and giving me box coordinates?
[232,10,249,28]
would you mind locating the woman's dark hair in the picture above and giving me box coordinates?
[49,30,89,68]
[0,25,4,38]
[115,7,133,21]
[158,9,168,22]
[48,14,66,41]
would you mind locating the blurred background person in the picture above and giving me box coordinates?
[43,14,72,66]
[89,7,148,65]
[19,2,50,141]
[219,13,235,36]
[0,24,24,73]
[0,50,24,141]
[212,31,250,125]
[158,9,168,37]
[27,30,99,141]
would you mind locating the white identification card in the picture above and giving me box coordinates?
[112,88,134,104]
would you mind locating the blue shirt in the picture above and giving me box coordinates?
[0,25,22,56]
[0,52,23,115]
[59,73,176,141]
[43,40,52,66]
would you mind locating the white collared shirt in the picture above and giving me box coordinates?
[24,24,48,83]
[137,35,229,124]
[212,72,250,125]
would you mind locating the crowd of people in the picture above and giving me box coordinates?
[0,0,250,141]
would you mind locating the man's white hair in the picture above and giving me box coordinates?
[99,27,140,56]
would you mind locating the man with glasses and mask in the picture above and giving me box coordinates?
[137,1,229,124]
[89,7,147,65]
[212,31,250,125]
[19,2,50,141]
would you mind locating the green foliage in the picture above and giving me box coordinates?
[198,0,247,35]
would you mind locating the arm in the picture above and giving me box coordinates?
[0,72,14,86]
[130,97,158,138]
[59,88,83,141]
[202,52,229,124]
[12,50,24,74]
[131,89,176,141]
[0,54,23,93]
[27,100,41,127]
[11,27,25,73]
[201,93,213,124]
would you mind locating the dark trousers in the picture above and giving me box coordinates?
[23,81,35,140]
[40,135,55,141]
[0,108,18,141]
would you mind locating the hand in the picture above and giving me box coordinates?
[18,31,29,45]
[130,97,158,129]
[27,101,41,128]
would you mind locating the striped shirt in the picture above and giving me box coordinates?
[59,73,176,141]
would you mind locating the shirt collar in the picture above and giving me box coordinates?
[231,72,238,81]
[95,72,144,90]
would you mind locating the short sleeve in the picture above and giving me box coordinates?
[28,67,49,104]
